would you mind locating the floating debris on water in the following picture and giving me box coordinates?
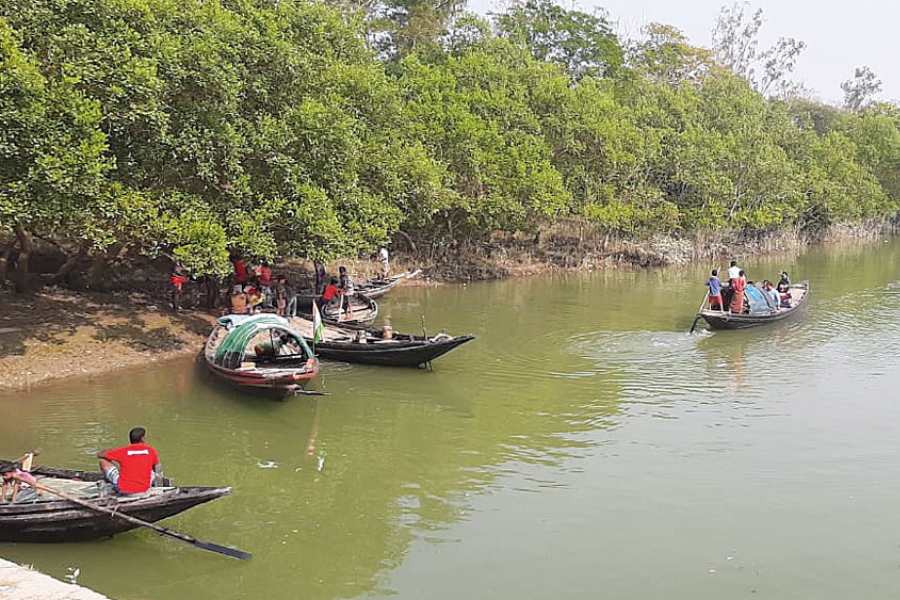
[65,566,80,584]
[257,460,279,469]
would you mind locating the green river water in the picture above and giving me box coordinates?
[2,238,900,599]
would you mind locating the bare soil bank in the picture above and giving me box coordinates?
[0,289,215,392]
[402,219,898,280]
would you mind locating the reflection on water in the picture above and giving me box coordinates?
[2,238,900,599]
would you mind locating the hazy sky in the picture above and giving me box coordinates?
[471,0,898,105]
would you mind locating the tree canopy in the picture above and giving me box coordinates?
[1,0,898,287]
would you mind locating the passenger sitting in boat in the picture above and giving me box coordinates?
[777,271,792,307]
[254,334,297,361]
[321,277,342,307]
[730,270,747,314]
[707,269,724,311]
[98,427,160,495]
[763,280,780,308]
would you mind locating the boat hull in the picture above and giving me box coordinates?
[698,282,809,330]
[312,335,475,367]
[0,462,230,543]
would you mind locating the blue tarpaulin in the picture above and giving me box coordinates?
[745,285,773,315]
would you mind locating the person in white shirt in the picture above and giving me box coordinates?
[378,247,390,278]
[727,260,741,282]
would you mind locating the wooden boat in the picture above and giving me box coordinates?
[290,317,475,367]
[695,281,810,330]
[203,314,319,396]
[353,269,422,299]
[0,464,229,543]
[297,293,378,328]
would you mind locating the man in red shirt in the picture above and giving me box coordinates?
[98,427,161,495]
[232,256,248,293]
[320,277,342,306]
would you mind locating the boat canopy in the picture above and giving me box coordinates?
[745,285,773,316]
[214,314,312,369]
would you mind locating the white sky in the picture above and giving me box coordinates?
[470,0,898,105]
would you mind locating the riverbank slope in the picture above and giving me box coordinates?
[0,558,110,600]
[0,290,214,392]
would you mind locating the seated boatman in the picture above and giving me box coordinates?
[98,427,161,495]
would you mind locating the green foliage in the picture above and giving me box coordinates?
[495,0,622,80]
[1,1,898,281]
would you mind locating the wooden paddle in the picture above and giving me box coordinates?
[17,477,251,560]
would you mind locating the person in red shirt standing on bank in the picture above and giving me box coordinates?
[98,427,161,495]
[231,254,249,293]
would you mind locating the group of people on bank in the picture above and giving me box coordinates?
[168,247,390,314]
[226,248,389,317]
[706,260,793,314]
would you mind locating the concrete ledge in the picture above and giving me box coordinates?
[0,558,110,600]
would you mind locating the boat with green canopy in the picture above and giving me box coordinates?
[203,314,319,397]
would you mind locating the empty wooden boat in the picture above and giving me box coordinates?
[291,317,474,367]
[297,293,378,328]
[353,270,422,299]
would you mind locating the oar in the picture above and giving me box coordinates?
[18,478,251,560]
[294,389,327,397]
[688,292,708,334]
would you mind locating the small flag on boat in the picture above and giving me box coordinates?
[312,301,324,344]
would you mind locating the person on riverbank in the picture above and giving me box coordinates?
[730,270,747,313]
[256,262,273,307]
[314,261,326,295]
[231,254,249,293]
[230,286,248,315]
[169,266,189,312]
[98,427,160,495]
[378,247,390,279]
[707,269,724,311]
[245,286,264,314]
[275,278,288,317]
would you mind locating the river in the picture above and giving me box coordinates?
[2,238,900,599]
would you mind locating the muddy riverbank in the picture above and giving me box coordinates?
[0,289,214,391]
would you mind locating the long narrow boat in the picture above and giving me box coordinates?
[297,293,378,328]
[353,270,422,299]
[203,314,319,397]
[290,317,475,367]
[696,281,810,330]
[0,464,229,543]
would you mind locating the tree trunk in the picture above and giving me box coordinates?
[395,230,418,254]
[0,240,15,284]
[12,226,32,294]
[205,276,220,310]
[86,254,107,290]
[49,246,87,286]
